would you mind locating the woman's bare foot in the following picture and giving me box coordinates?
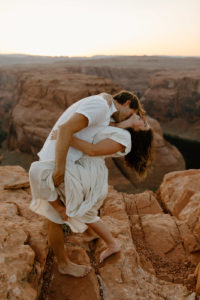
[58,260,92,277]
[99,240,121,263]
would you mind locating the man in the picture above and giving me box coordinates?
[29,90,141,277]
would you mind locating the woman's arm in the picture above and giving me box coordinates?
[71,136,125,156]
[50,130,125,156]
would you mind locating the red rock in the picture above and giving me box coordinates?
[124,188,200,292]
[139,214,186,261]
[7,68,120,155]
[159,169,200,219]
[141,71,200,141]
[48,245,100,300]
[0,167,196,299]
[4,180,30,189]
[158,170,200,260]
[158,169,200,294]
[194,263,200,294]
[124,190,162,215]
[92,186,195,299]
[0,166,48,300]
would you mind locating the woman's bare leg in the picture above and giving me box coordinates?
[87,219,121,263]
[46,219,91,277]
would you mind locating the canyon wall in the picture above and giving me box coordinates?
[141,71,200,141]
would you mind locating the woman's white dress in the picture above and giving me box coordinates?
[29,126,131,233]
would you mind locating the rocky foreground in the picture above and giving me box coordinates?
[1,165,200,299]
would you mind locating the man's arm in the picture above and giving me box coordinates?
[52,113,88,187]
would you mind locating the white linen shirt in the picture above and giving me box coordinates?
[37,95,117,162]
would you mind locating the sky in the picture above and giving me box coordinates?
[0,0,199,57]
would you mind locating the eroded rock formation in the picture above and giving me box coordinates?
[141,71,200,141]
[6,67,120,155]
[0,166,199,299]
[158,169,200,264]
[0,166,48,300]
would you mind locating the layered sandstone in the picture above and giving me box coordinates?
[60,64,154,96]
[158,169,200,263]
[0,166,48,300]
[0,166,198,299]
[1,55,200,98]
[124,191,199,294]
[53,55,200,96]
[6,67,120,155]
[141,71,200,141]
[157,169,200,294]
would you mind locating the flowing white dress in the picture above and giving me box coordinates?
[29,126,131,233]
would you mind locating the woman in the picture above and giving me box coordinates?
[29,113,153,274]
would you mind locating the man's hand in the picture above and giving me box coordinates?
[49,196,68,221]
[52,171,64,187]
[54,203,68,221]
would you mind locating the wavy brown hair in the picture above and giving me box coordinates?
[124,127,154,179]
[113,90,145,117]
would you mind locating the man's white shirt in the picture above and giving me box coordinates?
[37,95,117,162]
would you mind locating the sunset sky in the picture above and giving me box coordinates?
[0,0,199,57]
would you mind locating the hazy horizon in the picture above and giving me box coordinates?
[1,0,199,57]
[0,53,200,58]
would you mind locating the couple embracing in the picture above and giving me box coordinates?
[29,90,153,278]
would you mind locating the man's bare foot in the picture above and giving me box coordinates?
[58,260,91,277]
[99,240,121,263]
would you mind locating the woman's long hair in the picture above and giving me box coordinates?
[124,127,154,179]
